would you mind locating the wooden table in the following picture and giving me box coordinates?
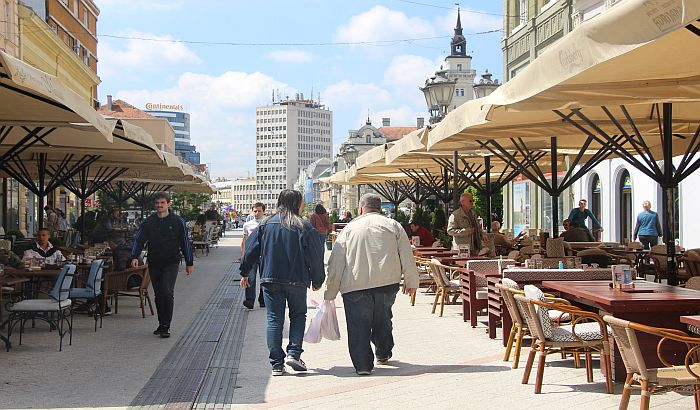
[437,255,486,266]
[680,315,700,333]
[542,280,700,382]
[414,250,457,258]
[458,259,516,330]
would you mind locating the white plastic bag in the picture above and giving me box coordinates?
[304,299,341,343]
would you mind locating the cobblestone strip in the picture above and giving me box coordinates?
[129,262,246,410]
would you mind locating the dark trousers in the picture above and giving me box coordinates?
[149,263,180,327]
[245,269,264,304]
[341,284,399,372]
[638,235,659,250]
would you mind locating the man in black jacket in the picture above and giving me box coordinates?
[131,192,194,338]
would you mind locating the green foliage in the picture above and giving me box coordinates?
[172,192,211,222]
[431,206,447,232]
[411,207,432,230]
[464,186,504,222]
[5,229,24,240]
[330,209,339,225]
[49,237,65,248]
[434,230,452,249]
[395,209,409,224]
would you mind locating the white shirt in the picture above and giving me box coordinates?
[242,217,264,237]
[23,242,66,265]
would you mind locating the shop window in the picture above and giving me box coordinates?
[590,174,601,240]
[619,170,633,244]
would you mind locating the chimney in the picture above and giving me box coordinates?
[417,117,425,129]
[107,95,113,111]
[382,117,390,127]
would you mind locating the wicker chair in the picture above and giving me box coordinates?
[497,279,574,369]
[408,258,436,306]
[649,244,688,283]
[103,265,153,318]
[428,260,460,317]
[603,315,700,409]
[681,250,700,279]
[514,287,613,394]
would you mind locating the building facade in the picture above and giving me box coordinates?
[98,98,176,154]
[230,177,258,213]
[145,105,202,164]
[19,0,100,104]
[444,9,477,110]
[255,96,333,204]
[1,0,19,56]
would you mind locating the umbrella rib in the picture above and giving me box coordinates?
[617,105,663,175]
[675,123,700,178]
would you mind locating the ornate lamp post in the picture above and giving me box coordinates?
[341,146,360,212]
[420,69,457,124]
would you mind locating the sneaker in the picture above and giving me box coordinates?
[242,300,254,310]
[285,356,307,372]
[272,365,286,376]
[159,327,171,338]
[356,370,372,376]
[376,353,392,365]
[153,325,168,335]
[103,306,112,316]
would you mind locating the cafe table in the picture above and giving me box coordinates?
[414,249,457,259]
[542,280,700,382]
[459,259,515,329]
[680,315,700,334]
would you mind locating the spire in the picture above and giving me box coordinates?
[450,7,466,57]
[455,7,462,35]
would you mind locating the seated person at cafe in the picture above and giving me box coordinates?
[560,221,595,242]
[22,228,65,265]
[409,221,435,247]
[205,203,219,222]
[491,221,524,255]
[562,218,571,231]
[91,208,124,245]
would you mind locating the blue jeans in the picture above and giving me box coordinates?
[341,284,399,372]
[262,283,308,367]
[245,268,264,304]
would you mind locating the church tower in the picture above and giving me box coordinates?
[444,8,476,110]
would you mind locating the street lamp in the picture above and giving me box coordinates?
[420,69,457,124]
[340,145,360,212]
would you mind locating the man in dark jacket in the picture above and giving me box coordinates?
[131,192,194,338]
[240,190,325,376]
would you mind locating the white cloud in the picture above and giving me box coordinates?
[335,6,435,44]
[266,49,314,63]
[383,54,439,90]
[435,8,502,34]
[98,30,201,79]
[96,0,183,12]
[116,71,292,178]
[322,80,392,111]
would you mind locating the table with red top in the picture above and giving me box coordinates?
[414,249,457,259]
[436,255,487,266]
[680,315,700,333]
[542,280,700,382]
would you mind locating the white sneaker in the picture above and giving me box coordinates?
[285,356,307,372]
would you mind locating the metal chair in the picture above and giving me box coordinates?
[6,264,77,351]
[69,259,105,332]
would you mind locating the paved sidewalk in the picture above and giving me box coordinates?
[0,231,241,410]
[232,253,695,409]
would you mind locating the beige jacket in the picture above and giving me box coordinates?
[447,207,484,251]
[324,212,419,300]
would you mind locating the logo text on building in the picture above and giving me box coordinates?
[145,103,184,111]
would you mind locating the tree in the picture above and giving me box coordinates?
[432,206,447,232]
[172,192,211,222]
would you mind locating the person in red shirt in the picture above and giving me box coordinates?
[409,222,435,247]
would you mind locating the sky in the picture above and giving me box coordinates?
[94,0,504,180]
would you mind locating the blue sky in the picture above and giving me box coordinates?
[95,0,504,179]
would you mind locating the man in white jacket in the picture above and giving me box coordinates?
[325,193,419,375]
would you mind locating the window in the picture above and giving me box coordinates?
[619,170,633,243]
[4,0,11,39]
[519,0,528,25]
[590,174,602,241]
[457,64,462,71]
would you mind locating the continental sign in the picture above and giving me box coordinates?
[145,103,184,110]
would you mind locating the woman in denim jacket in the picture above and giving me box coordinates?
[240,189,325,376]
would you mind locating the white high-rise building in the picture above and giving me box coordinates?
[255,96,333,203]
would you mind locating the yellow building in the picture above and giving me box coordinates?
[1,0,20,57]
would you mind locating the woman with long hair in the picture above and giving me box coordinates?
[309,203,330,254]
[240,190,325,376]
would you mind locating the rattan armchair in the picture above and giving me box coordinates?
[497,278,574,369]
[103,265,153,318]
[428,260,460,317]
[603,315,700,409]
[407,258,436,306]
[514,288,613,394]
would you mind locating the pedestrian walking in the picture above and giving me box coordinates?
[633,200,662,250]
[131,192,194,338]
[241,202,267,309]
[309,203,330,255]
[240,190,325,376]
[325,193,419,375]
[568,199,603,236]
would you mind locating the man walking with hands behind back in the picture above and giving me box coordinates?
[325,193,419,376]
[131,192,194,338]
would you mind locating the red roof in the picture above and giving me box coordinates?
[378,126,417,142]
[97,99,156,119]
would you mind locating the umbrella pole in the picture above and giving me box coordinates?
[662,103,678,285]
[551,137,559,238]
[452,151,459,212]
[80,197,86,243]
[485,156,492,233]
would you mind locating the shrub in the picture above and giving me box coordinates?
[5,229,24,240]
[432,206,447,232]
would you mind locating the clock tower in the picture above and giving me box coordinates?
[443,8,476,110]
